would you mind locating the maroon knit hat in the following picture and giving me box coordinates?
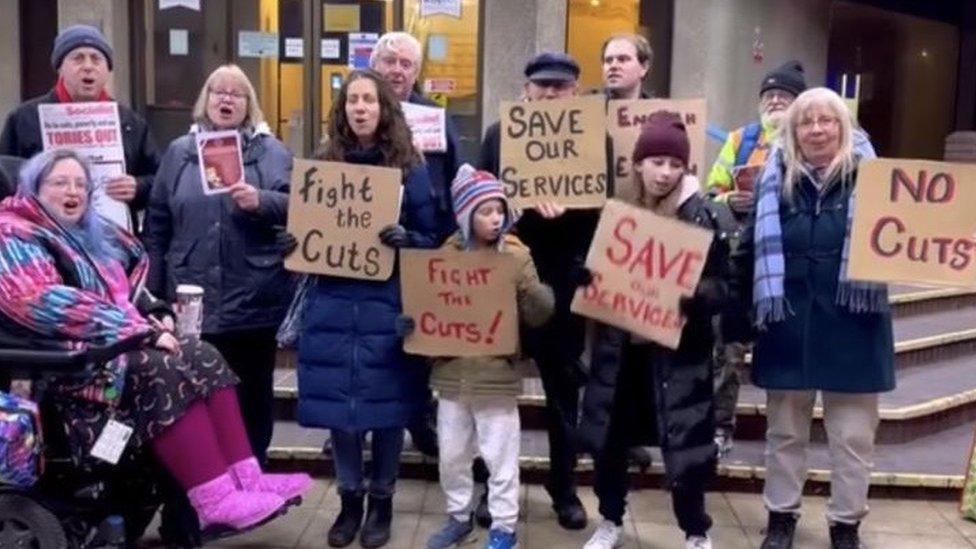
[632,111,690,166]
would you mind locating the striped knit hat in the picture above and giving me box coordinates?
[451,164,513,247]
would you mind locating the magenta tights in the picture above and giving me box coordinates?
[150,386,254,489]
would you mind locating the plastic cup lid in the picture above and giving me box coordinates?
[175,284,205,296]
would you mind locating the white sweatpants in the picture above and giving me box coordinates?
[763,390,880,525]
[437,394,520,533]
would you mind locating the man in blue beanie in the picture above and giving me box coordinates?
[0,24,159,234]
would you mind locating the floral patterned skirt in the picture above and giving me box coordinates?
[55,337,238,465]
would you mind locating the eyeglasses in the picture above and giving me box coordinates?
[42,177,89,192]
[209,88,247,100]
[797,116,839,131]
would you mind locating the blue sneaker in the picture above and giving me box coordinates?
[485,529,517,549]
[427,515,474,549]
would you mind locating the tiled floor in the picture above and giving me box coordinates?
[139,479,976,548]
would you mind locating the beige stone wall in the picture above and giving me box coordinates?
[671,0,831,163]
[0,2,21,117]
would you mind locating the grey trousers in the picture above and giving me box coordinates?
[763,390,880,525]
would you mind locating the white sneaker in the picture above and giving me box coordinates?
[686,535,712,549]
[583,520,622,549]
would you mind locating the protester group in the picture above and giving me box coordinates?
[0,23,918,549]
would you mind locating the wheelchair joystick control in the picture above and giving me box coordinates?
[96,515,126,548]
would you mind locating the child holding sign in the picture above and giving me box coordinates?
[397,165,554,549]
[577,113,731,549]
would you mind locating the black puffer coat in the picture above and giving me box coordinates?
[577,191,730,490]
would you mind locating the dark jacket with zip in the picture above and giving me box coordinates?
[296,146,441,432]
[143,128,295,334]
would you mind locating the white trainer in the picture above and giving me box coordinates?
[583,520,623,549]
[686,535,712,549]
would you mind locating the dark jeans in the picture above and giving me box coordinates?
[331,427,404,497]
[537,352,582,503]
[203,327,277,462]
[594,378,712,537]
[713,347,740,433]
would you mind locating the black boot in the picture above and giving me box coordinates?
[760,511,797,549]
[359,494,393,548]
[327,491,364,547]
[829,521,864,549]
[553,493,587,530]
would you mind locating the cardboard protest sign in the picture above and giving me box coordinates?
[400,249,519,357]
[848,158,976,287]
[38,102,131,230]
[285,159,403,280]
[571,199,713,349]
[195,130,244,195]
[607,99,706,202]
[499,96,608,209]
[402,102,448,153]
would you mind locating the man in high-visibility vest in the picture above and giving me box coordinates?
[706,60,806,460]
[706,60,807,218]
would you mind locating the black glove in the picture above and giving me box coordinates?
[379,224,410,248]
[276,231,299,257]
[568,263,594,287]
[679,279,727,317]
[394,314,416,337]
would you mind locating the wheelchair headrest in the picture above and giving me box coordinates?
[0,155,22,200]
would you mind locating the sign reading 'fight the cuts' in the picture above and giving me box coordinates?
[285,159,402,281]
[848,158,976,287]
[499,96,608,209]
[400,250,519,357]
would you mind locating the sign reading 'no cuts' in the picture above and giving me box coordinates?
[848,158,976,287]
[285,159,403,281]
[571,199,713,349]
[400,250,519,357]
[499,96,608,209]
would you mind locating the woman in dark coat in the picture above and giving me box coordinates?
[577,113,729,549]
[726,87,893,549]
[295,69,440,549]
[144,64,295,462]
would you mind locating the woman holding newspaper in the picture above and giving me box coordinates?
[725,87,894,549]
[144,64,295,470]
[293,69,440,549]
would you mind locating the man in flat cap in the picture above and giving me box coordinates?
[0,24,159,233]
[478,51,591,532]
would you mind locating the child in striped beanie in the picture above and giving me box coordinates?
[398,164,553,549]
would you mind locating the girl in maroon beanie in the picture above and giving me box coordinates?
[577,111,732,549]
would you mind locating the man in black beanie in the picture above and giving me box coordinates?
[704,59,806,460]
[0,24,159,234]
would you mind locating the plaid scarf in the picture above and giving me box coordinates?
[752,137,888,329]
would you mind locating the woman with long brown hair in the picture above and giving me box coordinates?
[295,69,440,548]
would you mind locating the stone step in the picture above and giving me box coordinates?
[266,419,972,500]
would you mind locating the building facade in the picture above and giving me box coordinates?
[5,0,975,164]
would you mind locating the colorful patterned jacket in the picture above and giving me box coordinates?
[0,196,159,402]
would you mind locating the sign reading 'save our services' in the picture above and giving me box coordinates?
[499,96,608,209]
[848,158,976,287]
[571,199,713,349]
[285,159,403,281]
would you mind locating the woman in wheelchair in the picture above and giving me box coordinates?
[0,149,311,538]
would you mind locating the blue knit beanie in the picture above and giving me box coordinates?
[51,25,114,71]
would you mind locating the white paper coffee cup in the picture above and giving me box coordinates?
[175,284,204,337]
